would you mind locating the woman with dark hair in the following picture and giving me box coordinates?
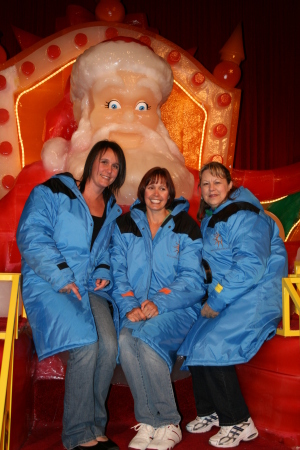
[179,162,288,448]
[110,167,205,450]
[17,140,126,450]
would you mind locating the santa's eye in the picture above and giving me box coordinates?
[135,101,150,111]
[105,100,121,109]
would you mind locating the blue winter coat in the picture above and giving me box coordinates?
[16,173,122,361]
[179,187,288,367]
[110,198,206,371]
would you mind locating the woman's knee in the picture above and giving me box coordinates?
[119,328,135,360]
[69,341,98,367]
[99,334,118,361]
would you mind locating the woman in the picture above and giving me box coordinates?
[17,140,126,450]
[110,167,206,450]
[178,162,288,448]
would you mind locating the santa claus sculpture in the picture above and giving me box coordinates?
[41,38,194,204]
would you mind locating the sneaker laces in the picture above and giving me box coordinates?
[199,413,218,427]
[216,422,250,442]
[227,422,249,438]
[131,423,155,436]
[154,424,181,441]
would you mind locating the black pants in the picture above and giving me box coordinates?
[189,365,250,426]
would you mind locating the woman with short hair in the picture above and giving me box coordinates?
[110,167,206,450]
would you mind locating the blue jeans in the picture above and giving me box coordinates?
[119,327,181,428]
[62,293,118,449]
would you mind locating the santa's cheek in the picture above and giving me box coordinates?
[137,112,159,129]
[89,108,120,128]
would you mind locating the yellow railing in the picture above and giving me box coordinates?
[0,274,25,450]
[277,262,300,337]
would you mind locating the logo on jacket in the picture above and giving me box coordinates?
[214,232,223,247]
[167,242,180,259]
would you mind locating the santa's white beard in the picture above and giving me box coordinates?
[41,118,194,205]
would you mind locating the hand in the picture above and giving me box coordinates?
[201,303,219,319]
[126,307,147,322]
[94,279,110,291]
[59,282,81,300]
[141,300,159,320]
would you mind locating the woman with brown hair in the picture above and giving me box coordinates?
[179,162,288,448]
[17,140,126,450]
[110,167,205,450]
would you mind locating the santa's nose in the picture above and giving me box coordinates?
[122,109,135,123]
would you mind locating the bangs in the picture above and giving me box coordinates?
[200,162,231,184]
[208,166,227,178]
[147,174,167,187]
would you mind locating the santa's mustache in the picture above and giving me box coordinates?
[91,122,162,143]
[87,121,184,162]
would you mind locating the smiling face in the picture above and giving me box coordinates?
[144,177,169,214]
[89,148,120,192]
[200,169,232,209]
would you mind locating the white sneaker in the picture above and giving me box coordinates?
[186,413,219,433]
[209,417,258,448]
[128,423,156,450]
[147,424,182,450]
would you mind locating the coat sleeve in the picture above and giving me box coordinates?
[110,224,141,318]
[91,257,113,290]
[207,211,272,313]
[16,185,75,291]
[91,228,114,289]
[150,232,206,314]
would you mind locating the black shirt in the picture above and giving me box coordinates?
[91,207,106,250]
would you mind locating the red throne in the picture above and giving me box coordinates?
[0,74,299,450]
